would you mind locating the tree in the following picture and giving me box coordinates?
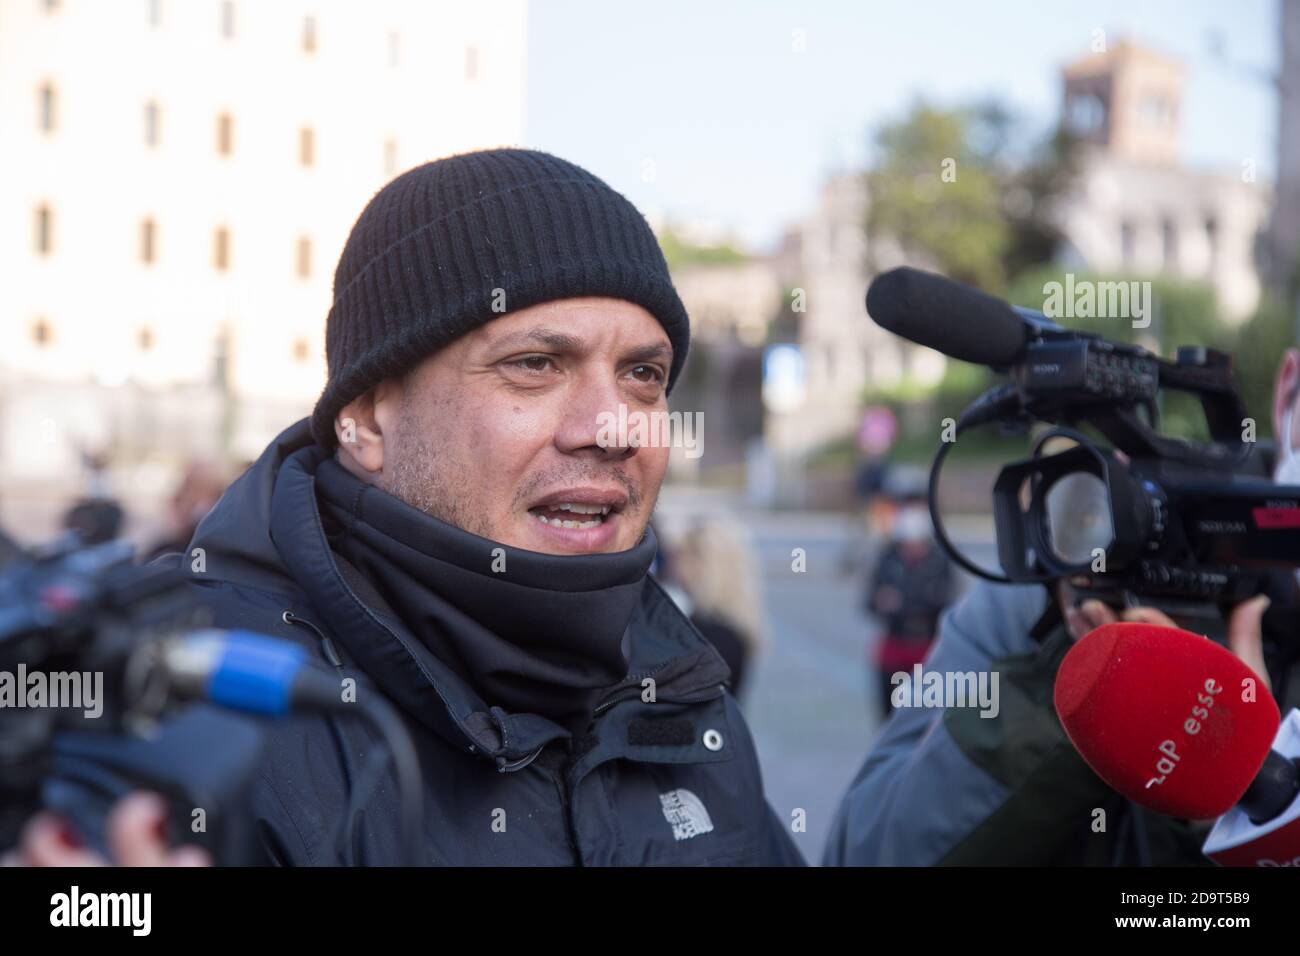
[657,226,748,272]
[866,99,1079,296]
[1231,296,1296,439]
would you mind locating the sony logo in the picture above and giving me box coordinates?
[1198,520,1247,533]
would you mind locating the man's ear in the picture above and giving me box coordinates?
[1272,348,1300,441]
[335,379,403,479]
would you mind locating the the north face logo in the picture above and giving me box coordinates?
[659,789,714,841]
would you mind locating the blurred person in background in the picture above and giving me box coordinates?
[60,450,124,546]
[143,460,229,562]
[864,480,957,721]
[664,518,768,701]
[824,350,1300,866]
[842,404,899,573]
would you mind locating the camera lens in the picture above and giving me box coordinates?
[1043,471,1113,567]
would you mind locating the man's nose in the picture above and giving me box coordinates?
[553,375,638,461]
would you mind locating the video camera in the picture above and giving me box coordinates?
[0,533,257,859]
[866,267,1300,628]
[0,532,424,864]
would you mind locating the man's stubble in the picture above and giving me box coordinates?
[383,394,489,538]
[381,392,652,547]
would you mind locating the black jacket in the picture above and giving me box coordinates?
[162,420,804,866]
[865,540,954,641]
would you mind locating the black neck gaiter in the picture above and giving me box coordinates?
[313,457,654,732]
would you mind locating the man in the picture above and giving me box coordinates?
[14,149,803,867]
[823,347,1300,866]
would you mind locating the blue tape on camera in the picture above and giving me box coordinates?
[206,631,308,716]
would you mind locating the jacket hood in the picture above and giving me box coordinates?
[182,418,731,763]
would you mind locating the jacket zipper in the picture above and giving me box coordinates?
[496,747,544,772]
[283,601,591,865]
[282,609,345,670]
[285,607,555,774]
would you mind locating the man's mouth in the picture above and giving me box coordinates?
[529,502,612,529]
[525,488,629,538]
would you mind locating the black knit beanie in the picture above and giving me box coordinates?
[309,148,690,448]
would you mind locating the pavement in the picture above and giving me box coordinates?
[656,489,998,864]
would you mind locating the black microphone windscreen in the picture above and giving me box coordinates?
[866,267,1029,366]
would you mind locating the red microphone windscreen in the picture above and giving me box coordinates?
[1053,622,1279,818]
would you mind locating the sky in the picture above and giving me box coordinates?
[524,0,1280,251]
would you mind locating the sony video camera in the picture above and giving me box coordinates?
[865,267,1300,628]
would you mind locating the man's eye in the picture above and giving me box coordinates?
[628,364,665,384]
[510,355,555,373]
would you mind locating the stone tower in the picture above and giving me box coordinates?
[1062,39,1185,167]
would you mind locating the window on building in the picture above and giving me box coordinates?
[1120,221,1135,265]
[220,1,235,38]
[296,237,312,278]
[1161,218,1178,270]
[1205,216,1218,266]
[43,0,59,12]
[34,204,52,255]
[384,138,397,176]
[302,15,317,53]
[299,126,314,167]
[1066,93,1105,136]
[214,227,230,271]
[144,100,160,146]
[464,45,478,81]
[387,30,400,67]
[38,82,56,133]
[147,0,161,26]
[32,318,52,346]
[138,326,154,351]
[293,337,310,362]
[140,218,156,264]
[216,112,233,155]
